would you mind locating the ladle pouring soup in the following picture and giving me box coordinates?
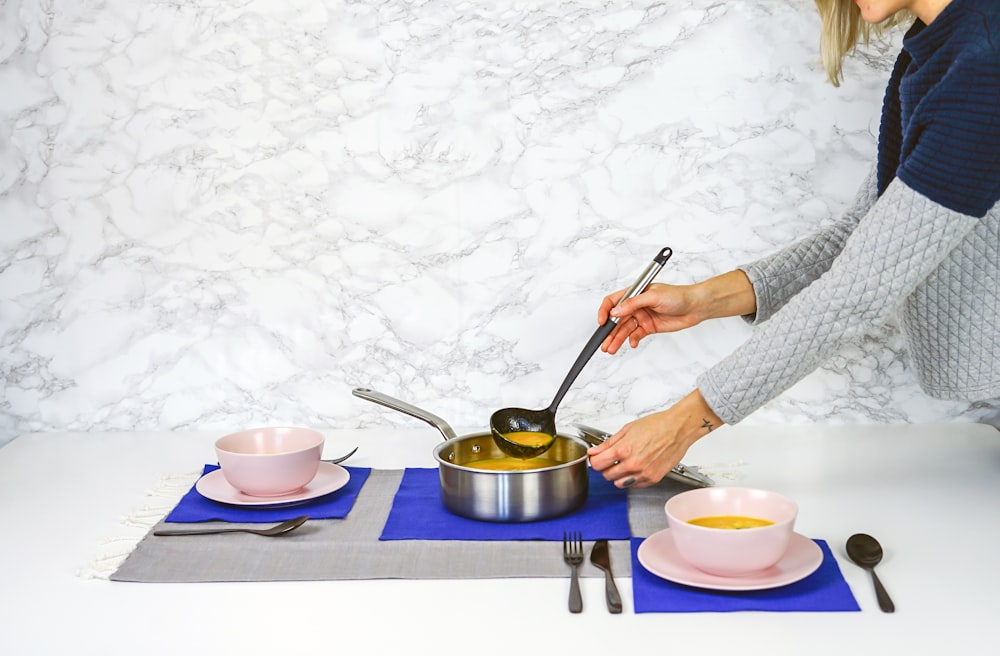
[489,246,674,459]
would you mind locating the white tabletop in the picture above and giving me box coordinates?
[1,422,997,655]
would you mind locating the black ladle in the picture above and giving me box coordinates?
[489,246,673,459]
[846,533,895,613]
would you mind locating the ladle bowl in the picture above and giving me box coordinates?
[490,246,673,459]
[489,407,559,459]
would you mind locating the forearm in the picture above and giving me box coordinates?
[690,270,757,322]
[673,388,726,439]
[700,179,979,425]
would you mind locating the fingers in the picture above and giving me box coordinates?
[590,456,648,489]
[608,292,651,321]
[586,427,620,464]
[587,418,681,490]
[587,430,642,488]
[626,315,644,348]
[601,313,645,354]
[597,289,627,325]
[599,287,662,353]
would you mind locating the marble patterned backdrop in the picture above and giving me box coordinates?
[1,0,993,447]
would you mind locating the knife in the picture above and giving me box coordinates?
[590,539,623,614]
[572,423,714,488]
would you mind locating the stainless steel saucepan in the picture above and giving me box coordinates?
[352,388,590,522]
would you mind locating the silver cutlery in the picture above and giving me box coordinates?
[590,539,622,613]
[321,446,359,464]
[153,515,309,537]
[562,531,584,613]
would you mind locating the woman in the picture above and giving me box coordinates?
[587,0,1000,489]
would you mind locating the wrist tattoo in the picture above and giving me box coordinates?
[701,418,714,432]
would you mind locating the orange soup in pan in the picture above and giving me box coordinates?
[464,457,565,471]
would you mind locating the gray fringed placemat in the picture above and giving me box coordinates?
[111,469,684,583]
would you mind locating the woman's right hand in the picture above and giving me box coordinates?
[598,270,757,355]
[598,283,702,354]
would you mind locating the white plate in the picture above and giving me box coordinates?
[196,462,350,507]
[637,528,824,591]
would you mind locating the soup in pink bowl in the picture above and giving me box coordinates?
[664,486,798,577]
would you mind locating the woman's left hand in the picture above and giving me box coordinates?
[587,389,723,489]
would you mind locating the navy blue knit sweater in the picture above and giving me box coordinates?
[878,0,1000,218]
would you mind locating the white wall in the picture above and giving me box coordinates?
[1,0,993,446]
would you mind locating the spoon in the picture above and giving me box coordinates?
[846,533,895,613]
[153,515,310,537]
[489,246,673,459]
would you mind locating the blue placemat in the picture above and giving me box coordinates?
[379,467,630,540]
[163,465,371,523]
[631,537,860,612]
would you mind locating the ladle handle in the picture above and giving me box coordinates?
[547,322,616,413]
[352,388,459,441]
[547,246,673,413]
[609,246,673,323]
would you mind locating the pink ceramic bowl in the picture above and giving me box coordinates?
[214,427,325,497]
[664,487,798,577]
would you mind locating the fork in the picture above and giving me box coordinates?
[562,531,584,613]
[321,446,359,464]
[220,447,357,470]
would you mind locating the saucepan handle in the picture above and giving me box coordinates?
[352,388,459,441]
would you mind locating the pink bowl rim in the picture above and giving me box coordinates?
[215,426,325,457]
[665,487,798,532]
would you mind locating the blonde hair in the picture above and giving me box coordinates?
[813,0,911,86]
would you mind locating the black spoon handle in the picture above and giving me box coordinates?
[869,568,895,613]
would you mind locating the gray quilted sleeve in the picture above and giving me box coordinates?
[697,178,980,425]
[742,162,879,324]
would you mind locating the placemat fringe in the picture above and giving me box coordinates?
[76,470,201,580]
